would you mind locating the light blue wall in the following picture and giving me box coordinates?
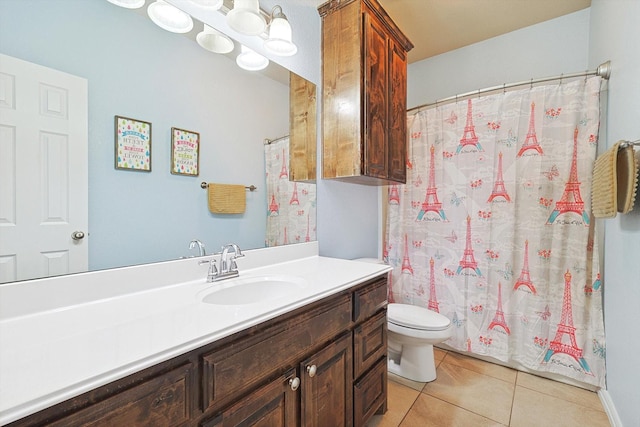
[407,9,591,108]
[589,1,640,425]
[0,0,289,271]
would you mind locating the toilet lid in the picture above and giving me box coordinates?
[387,303,451,331]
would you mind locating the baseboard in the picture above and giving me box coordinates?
[598,389,622,427]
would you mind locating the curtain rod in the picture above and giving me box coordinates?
[264,135,290,145]
[408,60,612,114]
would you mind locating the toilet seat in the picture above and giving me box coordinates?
[388,303,450,331]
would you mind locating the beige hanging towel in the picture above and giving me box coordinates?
[592,141,638,218]
[208,183,246,214]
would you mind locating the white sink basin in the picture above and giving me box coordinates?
[201,275,308,306]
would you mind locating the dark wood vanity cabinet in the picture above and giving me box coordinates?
[9,275,388,427]
[319,0,413,185]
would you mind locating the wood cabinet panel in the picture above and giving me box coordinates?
[321,0,362,180]
[354,357,387,427]
[47,363,194,427]
[201,369,298,427]
[301,333,353,427]
[290,72,317,182]
[354,310,387,379]
[202,294,352,412]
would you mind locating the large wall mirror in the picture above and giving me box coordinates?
[0,0,317,284]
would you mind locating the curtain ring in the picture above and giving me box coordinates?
[455,94,458,104]
[502,83,506,94]
[530,78,533,90]
[559,73,563,85]
[477,89,481,98]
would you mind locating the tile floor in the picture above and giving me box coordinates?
[367,348,611,427]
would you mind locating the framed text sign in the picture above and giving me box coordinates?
[171,127,200,176]
[115,115,151,171]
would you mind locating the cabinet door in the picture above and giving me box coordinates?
[387,38,407,183]
[300,333,353,427]
[363,10,389,180]
[202,370,299,427]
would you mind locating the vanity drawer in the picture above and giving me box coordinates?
[353,357,387,427]
[47,363,195,427]
[202,294,352,412]
[353,309,387,379]
[353,276,388,324]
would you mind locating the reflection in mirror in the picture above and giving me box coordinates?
[265,136,316,247]
[0,0,316,284]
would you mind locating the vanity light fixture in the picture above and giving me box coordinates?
[106,0,145,9]
[196,24,234,54]
[147,0,194,33]
[236,45,269,71]
[226,0,266,36]
[264,5,297,56]
[188,0,223,9]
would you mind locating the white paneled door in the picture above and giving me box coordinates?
[0,54,88,283]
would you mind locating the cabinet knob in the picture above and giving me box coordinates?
[289,377,300,391]
[306,364,317,378]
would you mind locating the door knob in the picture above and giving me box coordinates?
[288,377,300,391]
[71,231,85,240]
[306,364,317,378]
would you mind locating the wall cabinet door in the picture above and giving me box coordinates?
[300,333,353,427]
[387,38,408,183]
[363,10,389,180]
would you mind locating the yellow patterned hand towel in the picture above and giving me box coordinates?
[208,183,246,214]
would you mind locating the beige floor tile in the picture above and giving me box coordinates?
[434,348,447,362]
[366,380,421,427]
[423,362,515,425]
[516,371,604,411]
[388,371,426,392]
[443,351,517,383]
[510,386,611,427]
[399,393,506,427]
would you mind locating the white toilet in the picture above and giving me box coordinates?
[387,303,452,382]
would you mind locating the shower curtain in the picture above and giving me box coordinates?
[264,137,317,247]
[386,76,605,388]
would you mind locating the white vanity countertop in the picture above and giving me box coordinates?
[0,243,391,425]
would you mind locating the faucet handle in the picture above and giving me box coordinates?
[209,258,218,274]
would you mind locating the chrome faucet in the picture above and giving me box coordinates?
[198,243,243,282]
[189,239,206,257]
[217,243,244,280]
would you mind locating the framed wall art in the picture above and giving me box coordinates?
[114,115,151,171]
[171,127,200,176]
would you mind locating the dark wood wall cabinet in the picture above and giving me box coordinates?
[319,0,413,185]
[9,275,388,427]
[289,72,317,183]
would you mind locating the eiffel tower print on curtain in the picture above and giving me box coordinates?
[543,270,590,372]
[547,128,590,225]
